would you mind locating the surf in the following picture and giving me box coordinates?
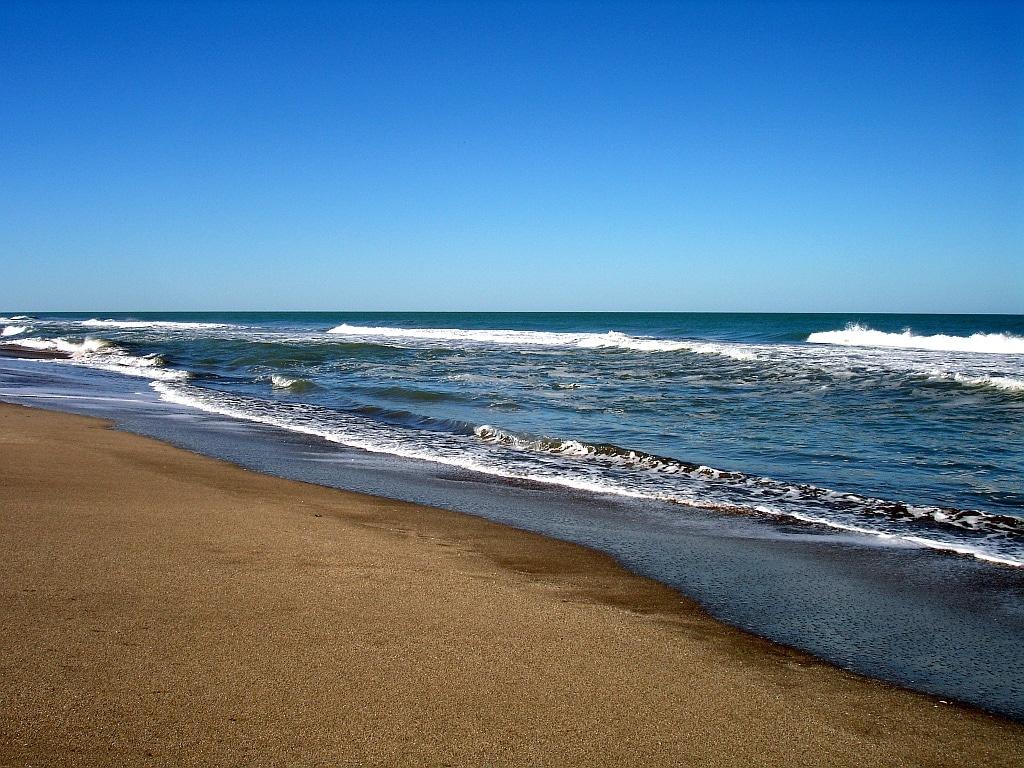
[808,323,1024,354]
[326,323,758,360]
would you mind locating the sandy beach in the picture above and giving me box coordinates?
[1,402,1022,767]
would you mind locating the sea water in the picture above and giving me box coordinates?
[2,312,1023,716]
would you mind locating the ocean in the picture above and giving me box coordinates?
[2,312,1023,718]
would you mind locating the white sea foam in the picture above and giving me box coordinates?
[808,324,1024,354]
[327,324,758,360]
[7,337,113,354]
[147,381,1024,568]
[271,375,298,388]
[3,336,190,381]
[77,357,191,381]
[940,373,1024,392]
[150,381,643,499]
[1,326,27,337]
[81,318,232,330]
[269,374,315,391]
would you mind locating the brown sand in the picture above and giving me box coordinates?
[1,402,1021,767]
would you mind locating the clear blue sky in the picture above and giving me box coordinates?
[1,0,1021,312]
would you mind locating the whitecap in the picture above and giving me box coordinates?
[326,324,758,360]
[269,374,315,391]
[81,318,233,330]
[951,373,1024,392]
[924,371,1024,392]
[3,335,190,381]
[808,324,1024,355]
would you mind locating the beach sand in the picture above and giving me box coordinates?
[1,402,1021,767]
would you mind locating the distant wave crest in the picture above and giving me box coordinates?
[327,324,758,360]
[808,324,1024,354]
[82,318,233,330]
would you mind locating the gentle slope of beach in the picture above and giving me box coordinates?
[1,402,1022,766]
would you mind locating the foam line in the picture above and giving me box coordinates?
[808,324,1024,354]
[327,324,758,360]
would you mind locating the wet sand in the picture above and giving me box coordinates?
[1,402,1022,766]
[0,345,71,360]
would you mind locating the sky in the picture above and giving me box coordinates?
[1,0,1021,313]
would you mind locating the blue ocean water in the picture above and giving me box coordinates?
[3,311,1021,565]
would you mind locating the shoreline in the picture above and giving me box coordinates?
[2,401,1023,765]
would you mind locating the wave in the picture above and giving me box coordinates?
[935,373,1024,392]
[475,425,744,480]
[1,325,28,337]
[7,337,115,355]
[326,324,758,360]
[148,381,646,500]
[269,374,316,392]
[147,380,1023,567]
[472,424,1024,565]
[808,324,1024,354]
[80,318,234,330]
[3,336,190,381]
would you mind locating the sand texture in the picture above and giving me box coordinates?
[1,402,1022,767]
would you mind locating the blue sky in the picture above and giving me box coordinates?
[1,1,1021,312]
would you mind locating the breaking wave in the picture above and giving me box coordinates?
[326,324,757,360]
[81,318,233,330]
[269,374,316,391]
[474,424,1023,535]
[148,380,1024,567]
[3,336,190,381]
[808,324,1024,355]
[936,373,1024,392]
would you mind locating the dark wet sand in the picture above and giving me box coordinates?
[0,345,71,360]
[2,402,1022,766]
